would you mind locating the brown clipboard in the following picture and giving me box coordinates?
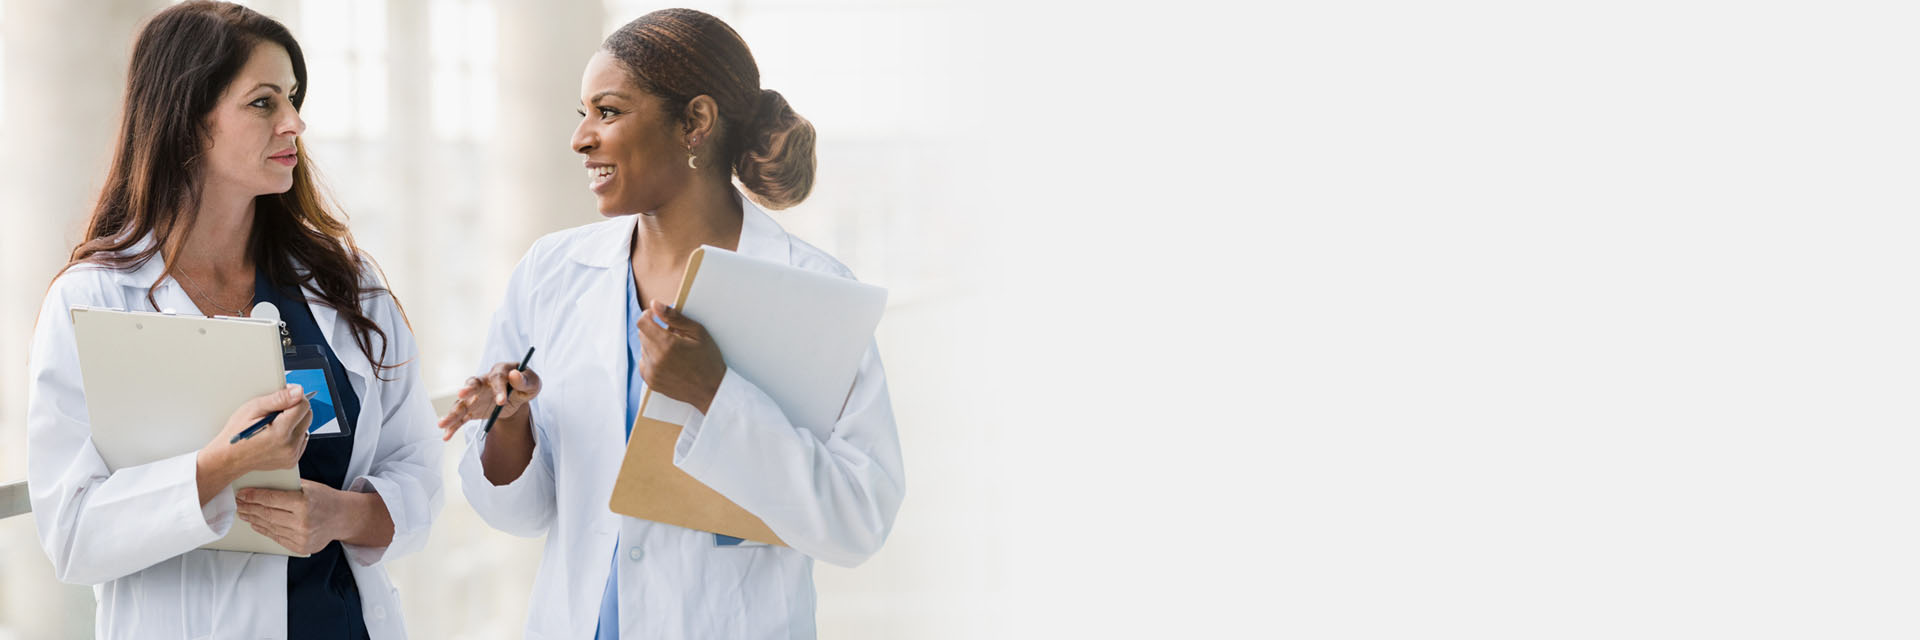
[607,248,787,546]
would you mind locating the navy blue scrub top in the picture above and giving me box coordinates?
[252,269,368,640]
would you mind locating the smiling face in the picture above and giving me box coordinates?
[571,50,696,216]
[203,41,305,198]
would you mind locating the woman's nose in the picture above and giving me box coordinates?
[280,106,306,138]
[571,119,595,154]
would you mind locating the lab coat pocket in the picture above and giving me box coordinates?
[700,543,769,632]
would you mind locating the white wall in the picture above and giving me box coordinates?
[9,1,1920,638]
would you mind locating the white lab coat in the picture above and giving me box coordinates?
[459,193,906,639]
[26,242,443,639]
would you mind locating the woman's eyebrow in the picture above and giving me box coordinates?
[588,90,630,104]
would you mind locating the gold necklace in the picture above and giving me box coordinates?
[173,268,254,317]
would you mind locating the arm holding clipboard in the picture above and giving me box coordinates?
[26,277,318,584]
[611,246,905,566]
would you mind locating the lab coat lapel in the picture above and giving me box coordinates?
[305,283,381,474]
[304,288,372,400]
[568,218,635,461]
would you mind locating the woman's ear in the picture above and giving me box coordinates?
[683,95,720,147]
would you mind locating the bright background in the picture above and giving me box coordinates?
[8,0,1920,638]
[0,0,987,637]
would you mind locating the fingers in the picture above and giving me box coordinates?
[238,506,283,533]
[487,371,509,407]
[639,306,670,337]
[243,384,304,419]
[506,369,541,404]
[637,312,672,353]
[505,370,526,402]
[237,513,303,554]
[236,490,301,550]
[438,378,484,430]
[289,426,310,461]
[436,362,537,437]
[637,343,660,386]
[276,396,309,458]
[649,301,678,326]
[438,398,472,441]
[237,487,300,514]
[648,301,707,339]
[274,395,312,439]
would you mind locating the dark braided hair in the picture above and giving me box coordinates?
[603,8,816,210]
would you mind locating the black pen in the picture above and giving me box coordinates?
[483,346,537,434]
[231,390,319,444]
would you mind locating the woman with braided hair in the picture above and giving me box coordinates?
[438,8,904,639]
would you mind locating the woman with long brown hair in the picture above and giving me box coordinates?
[436,8,904,638]
[25,2,441,638]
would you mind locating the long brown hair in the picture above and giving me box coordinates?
[604,8,818,210]
[66,0,402,377]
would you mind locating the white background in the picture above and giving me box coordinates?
[5,0,1920,637]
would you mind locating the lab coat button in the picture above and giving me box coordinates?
[628,546,643,562]
[374,606,387,619]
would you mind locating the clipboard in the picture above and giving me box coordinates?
[609,246,887,546]
[69,306,308,556]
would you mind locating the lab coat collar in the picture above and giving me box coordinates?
[97,233,167,287]
[571,189,793,269]
[97,232,375,389]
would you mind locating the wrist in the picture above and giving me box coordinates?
[696,372,724,414]
[196,447,240,487]
[327,486,363,541]
[691,378,721,413]
[496,409,533,436]
[336,488,394,547]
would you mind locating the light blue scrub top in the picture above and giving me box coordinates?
[595,266,750,638]
[596,267,647,639]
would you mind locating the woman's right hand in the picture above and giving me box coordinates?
[437,363,542,441]
[205,384,313,475]
[195,384,312,505]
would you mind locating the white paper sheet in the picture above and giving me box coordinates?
[639,246,887,438]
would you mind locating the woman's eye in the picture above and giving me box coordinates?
[599,107,619,119]
[250,97,273,109]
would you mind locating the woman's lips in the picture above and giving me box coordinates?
[589,164,615,192]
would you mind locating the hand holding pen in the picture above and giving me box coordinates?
[199,384,315,493]
[232,390,319,443]
[437,347,540,441]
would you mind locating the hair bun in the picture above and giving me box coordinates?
[752,89,786,128]
[735,89,816,210]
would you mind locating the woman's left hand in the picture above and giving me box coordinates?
[637,300,727,414]
[236,480,354,555]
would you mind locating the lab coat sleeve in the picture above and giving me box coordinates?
[672,342,906,567]
[343,290,446,567]
[456,244,560,537]
[26,272,237,585]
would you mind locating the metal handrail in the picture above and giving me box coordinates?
[1,480,27,520]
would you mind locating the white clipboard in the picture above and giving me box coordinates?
[609,246,886,545]
[637,245,888,434]
[69,306,307,556]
